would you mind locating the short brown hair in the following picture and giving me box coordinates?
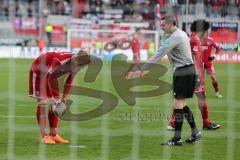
[161,15,177,26]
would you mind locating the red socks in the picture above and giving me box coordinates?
[48,110,59,137]
[196,92,210,126]
[212,80,219,93]
[36,104,59,138]
[169,110,176,127]
[169,92,210,127]
[36,105,47,138]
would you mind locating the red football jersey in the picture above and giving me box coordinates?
[30,51,76,99]
[189,33,205,90]
[31,51,73,73]
[131,35,140,62]
[189,33,202,61]
[201,36,220,67]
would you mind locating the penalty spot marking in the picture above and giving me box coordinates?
[69,145,86,148]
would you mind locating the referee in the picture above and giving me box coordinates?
[135,15,202,146]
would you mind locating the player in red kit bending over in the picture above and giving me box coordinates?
[201,32,222,98]
[29,50,90,144]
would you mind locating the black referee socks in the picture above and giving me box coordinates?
[173,109,184,141]
[183,105,198,135]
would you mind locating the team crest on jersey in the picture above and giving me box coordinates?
[193,46,198,52]
[162,39,170,46]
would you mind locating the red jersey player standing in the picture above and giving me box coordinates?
[29,50,90,144]
[125,28,142,77]
[201,33,222,98]
[167,20,220,131]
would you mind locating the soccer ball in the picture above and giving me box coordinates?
[53,101,67,116]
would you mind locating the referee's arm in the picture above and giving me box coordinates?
[140,37,179,71]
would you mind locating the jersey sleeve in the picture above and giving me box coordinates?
[62,69,79,100]
[140,36,179,71]
[211,40,220,54]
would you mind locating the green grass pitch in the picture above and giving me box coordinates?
[0,58,240,160]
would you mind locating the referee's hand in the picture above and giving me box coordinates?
[126,70,143,79]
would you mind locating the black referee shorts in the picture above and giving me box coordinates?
[173,64,196,99]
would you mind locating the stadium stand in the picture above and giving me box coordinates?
[0,0,239,47]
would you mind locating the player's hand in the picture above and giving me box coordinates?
[50,98,61,106]
[61,97,67,103]
[126,70,143,79]
[208,56,215,61]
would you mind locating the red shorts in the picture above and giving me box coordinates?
[194,75,205,93]
[204,63,215,75]
[133,53,140,63]
[29,70,60,99]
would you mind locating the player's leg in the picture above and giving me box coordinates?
[195,91,220,130]
[162,65,200,145]
[183,104,202,143]
[125,54,141,76]
[47,79,69,144]
[172,99,185,142]
[210,74,222,98]
[36,100,56,144]
[180,72,201,143]
[205,65,222,98]
[162,98,202,145]
[124,63,135,76]
[161,99,185,146]
[166,109,176,131]
[195,91,209,125]
[48,109,58,137]
[48,107,68,144]
[29,70,55,144]
[36,100,47,138]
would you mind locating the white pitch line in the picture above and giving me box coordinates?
[1,115,240,124]
[69,145,86,148]
[162,95,171,160]
[7,58,16,160]
[226,63,235,160]
[1,103,240,114]
[0,115,35,118]
[101,65,110,160]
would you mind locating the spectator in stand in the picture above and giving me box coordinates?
[204,0,212,17]
[236,0,240,18]
[154,3,161,30]
[211,0,224,17]
[37,39,45,54]
[188,0,197,14]
[71,0,86,18]
[157,0,166,13]
[15,0,20,17]
[111,0,125,8]
[3,4,9,20]
[169,0,179,15]
[89,0,103,14]
[226,0,239,17]
[45,23,53,46]
[178,0,186,14]
[95,0,103,13]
